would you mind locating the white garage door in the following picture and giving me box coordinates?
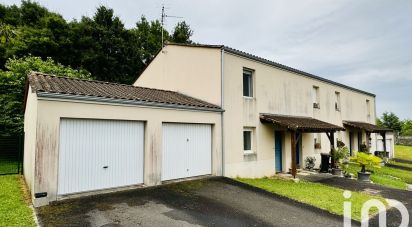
[162,123,212,181]
[58,119,144,195]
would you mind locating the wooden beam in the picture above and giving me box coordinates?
[291,131,297,178]
[381,132,387,153]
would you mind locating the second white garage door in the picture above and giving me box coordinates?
[162,123,212,181]
[58,119,144,195]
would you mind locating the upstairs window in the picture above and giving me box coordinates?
[335,91,341,111]
[243,69,253,97]
[312,86,320,109]
[366,99,371,120]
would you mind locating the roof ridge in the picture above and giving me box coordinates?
[29,71,182,94]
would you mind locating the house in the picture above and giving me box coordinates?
[23,43,393,207]
[135,42,394,177]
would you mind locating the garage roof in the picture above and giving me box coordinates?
[343,121,392,133]
[27,72,223,112]
[260,113,345,132]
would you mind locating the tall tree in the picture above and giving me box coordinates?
[379,112,402,132]
[171,21,193,43]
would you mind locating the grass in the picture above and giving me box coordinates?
[0,160,20,174]
[345,163,409,190]
[389,160,412,169]
[0,175,36,227]
[395,145,412,161]
[237,177,386,221]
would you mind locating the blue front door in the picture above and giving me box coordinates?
[275,132,282,172]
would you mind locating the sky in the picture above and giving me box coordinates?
[3,0,412,119]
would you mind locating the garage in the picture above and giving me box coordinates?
[58,119,144,195]
[162,123,212,181]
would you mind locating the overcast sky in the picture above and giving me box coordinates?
[3,0,412,119]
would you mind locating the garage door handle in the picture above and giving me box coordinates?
[103,166,109,169]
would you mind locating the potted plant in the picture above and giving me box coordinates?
[304,156,316,171]
[351,152,382,182]
[331,146,349,176]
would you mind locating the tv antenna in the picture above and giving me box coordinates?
[161,4,182,47]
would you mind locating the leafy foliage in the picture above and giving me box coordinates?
[0,56,91,134]
[376,112,402,132]
[0,1,194,84]
[351,152,382,173]
[401,119,412,136]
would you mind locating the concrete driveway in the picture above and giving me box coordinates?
[36,177,351,227]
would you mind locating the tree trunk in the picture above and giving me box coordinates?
[361,164,366,173]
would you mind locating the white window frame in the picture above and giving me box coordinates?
[243,69,254,98]
[335,91,341,111]
[312,86,320,109]
[243,128,254,154]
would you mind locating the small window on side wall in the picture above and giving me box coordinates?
[335,91,341,111]
[312,86,320,109]
[243,69,253,97]
[243,129,253,153]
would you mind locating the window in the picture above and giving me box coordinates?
[243,69,253,97]
[335,91,341,111]
[314,133,322,149]
[243,129,253,153]
[366,99,371,121]
[312,86,320,108]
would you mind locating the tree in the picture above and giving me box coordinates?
[0,2,194,84]
[0,56,91,134]
[171,21,193,43]
[401,119,412,136]
[379,112,402,132]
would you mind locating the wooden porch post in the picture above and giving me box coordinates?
[291,131,297,178]
[326,131,335,168]
[381,132,387,158]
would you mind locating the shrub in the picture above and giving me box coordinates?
[304,156,316,170]
[351,152,382,173]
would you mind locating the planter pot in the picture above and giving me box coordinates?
[357,171,371,182]
[332,168,343,177]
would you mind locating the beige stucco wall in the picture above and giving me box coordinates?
[134,45,222,106]
[31,98,221,206]
[222,51,377,177]
[23,87,37,193]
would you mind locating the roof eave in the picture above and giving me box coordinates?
[36,92,224,113]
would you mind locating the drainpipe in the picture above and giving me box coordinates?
[220,48,225,176]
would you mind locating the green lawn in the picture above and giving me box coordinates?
[395,145,412,161]
[389,160,412,169]
[346,163,409,190]
[237,177,386,221]
[0,160,20,174]
[0,175,36,227]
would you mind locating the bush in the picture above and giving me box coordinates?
[351,152,382,173]
[304,156,316,170]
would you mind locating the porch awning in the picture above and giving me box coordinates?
[260,114,345,132]
[343,121,392,133]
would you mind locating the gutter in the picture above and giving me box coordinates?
[220,48,225,176]
[223,47,376,97]
[36,92,224,113]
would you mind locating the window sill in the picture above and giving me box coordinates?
[243,151,255,155]
[243,96,255,100]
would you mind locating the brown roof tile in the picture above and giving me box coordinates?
[343,121,392,133]
[260,114,345,132]
[28,72,222,111]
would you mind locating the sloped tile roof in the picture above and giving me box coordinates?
[28,72,222,111]
[343,121,392,133]
[260,113,345,132]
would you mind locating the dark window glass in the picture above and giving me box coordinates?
[243,131,252,150]
[243,70,253,97]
